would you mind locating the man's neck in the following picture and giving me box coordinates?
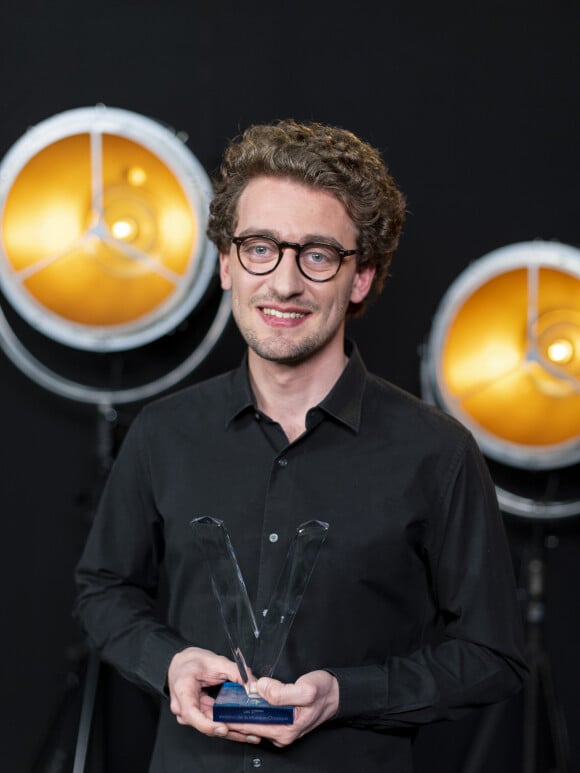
[248,344,349,443]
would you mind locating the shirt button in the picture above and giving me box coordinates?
[268,533,279,543]
[252,759,262,768]
[254,412,261,421]
[277,458,288,467]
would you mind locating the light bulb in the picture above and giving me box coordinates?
[546,338,574,365]
[111,217,138,241]
[127,165,147,186]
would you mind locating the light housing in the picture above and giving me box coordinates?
[0,105,218,352]
[421,241,580,520]
[0,106,231,405]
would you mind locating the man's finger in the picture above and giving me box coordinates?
[255,676,288,705]
[257,676,315,707]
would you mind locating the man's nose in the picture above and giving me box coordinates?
[267,247,305,295]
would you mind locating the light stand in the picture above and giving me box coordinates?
[421,240,580,772]
[461,516,572,773]
[522,523,570,773]
[72,403,117,773]
[0,106,232,772]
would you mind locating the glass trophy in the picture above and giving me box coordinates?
[190,516,329,724]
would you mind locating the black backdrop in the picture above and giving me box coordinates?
[1,1,579,771]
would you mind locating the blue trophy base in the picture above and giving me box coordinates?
[213,681,294,724]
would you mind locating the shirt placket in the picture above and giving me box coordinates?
[255,444,293,629]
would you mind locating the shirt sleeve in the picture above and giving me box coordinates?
[74,411,190,697]
[329,432,528,728]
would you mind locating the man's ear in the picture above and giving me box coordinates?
[350,265,376,304]
[219,252,232,291]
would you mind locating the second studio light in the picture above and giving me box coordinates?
[421,240,580,519]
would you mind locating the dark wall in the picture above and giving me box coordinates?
[1,2,579,771]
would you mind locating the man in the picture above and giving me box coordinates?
[75,119,527,772]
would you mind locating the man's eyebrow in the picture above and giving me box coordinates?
[302,234,351,249]
[236,227,279,239]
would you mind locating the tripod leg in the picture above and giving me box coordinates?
[522,657,540,773]
[72,650,101,773]
[462,700,510,773]
[537,652,570,773]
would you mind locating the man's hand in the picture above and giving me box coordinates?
[228,670,339,748]
[168,646,259,744]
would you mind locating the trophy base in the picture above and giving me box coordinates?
[213,681,294,724]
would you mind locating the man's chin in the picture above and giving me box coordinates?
[253,346,311,366]
[247,335,321,366]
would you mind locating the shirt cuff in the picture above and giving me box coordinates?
[325,665,388,720]
[138,629,191,697]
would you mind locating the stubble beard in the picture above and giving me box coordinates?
[242,328,327,365]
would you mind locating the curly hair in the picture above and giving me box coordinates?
[207,119,406,316]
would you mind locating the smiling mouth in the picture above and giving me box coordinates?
[261,307,307,319]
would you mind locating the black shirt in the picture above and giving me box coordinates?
[75,344,527,773]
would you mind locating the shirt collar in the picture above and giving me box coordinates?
[225,352,256,427]
[318,340,366,433]
[225,340,367,434]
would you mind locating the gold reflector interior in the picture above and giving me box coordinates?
[0,106,216,351]
[424,242,580,471]
[442,267,580,446]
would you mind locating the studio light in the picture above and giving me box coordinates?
[0,105,218,352]
[421,241,580,520]
[0,106,230,405]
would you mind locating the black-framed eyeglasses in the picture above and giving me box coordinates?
[231,234,358,283]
